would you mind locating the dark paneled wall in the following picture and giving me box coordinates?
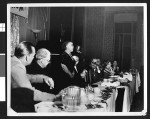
[136,11,144,70]
[49,7,73,53]
[18,7,144,70]
[73,8,85,47]
[82,7,143,70]
[102,12,114,61]
[83,7,104,59]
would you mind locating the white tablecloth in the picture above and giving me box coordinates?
[118,72,141,112]
[35,72,141,113]
[34,87,117,113]
[95,72,141,112]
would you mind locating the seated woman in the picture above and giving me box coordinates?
[26,48,54,93]
[112,60,120,75]
[88,58,103,84]
[103,61,115,78]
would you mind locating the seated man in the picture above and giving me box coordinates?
[11,41,56,103]
[26,48,54,93]
[88,58,103,84]
[112,60,120,75]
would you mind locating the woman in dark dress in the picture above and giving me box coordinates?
[60,41,76,90]
[26,48,54,93]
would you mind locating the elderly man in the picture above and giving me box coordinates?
[26,48,55,93]
[11,41,55,102]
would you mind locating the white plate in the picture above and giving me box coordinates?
[63,105,87,112]
[35,102,61,112]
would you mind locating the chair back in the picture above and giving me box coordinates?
[11,87,35,112]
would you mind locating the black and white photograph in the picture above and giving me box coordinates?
[7,3,147,116]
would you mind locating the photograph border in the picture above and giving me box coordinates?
[7,3,147,116]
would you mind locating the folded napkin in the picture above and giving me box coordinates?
[123,73,132,81]
[136,72,141,93]
[101,81,120,87]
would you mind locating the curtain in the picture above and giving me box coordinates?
[10,7,51,55]
[114,22,136,71]
[26,7,50,45]
[11,13,19,56]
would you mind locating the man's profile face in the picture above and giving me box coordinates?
[27,47,35,65]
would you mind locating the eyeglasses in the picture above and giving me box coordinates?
[43,58,51,63]
[37,58,50,63]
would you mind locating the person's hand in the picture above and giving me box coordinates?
[43,76,54,89]
[70,72,75,78]
[54,94,62,102]
[80,69,87,78]
[45,93,56,101]
[111,71,115,76]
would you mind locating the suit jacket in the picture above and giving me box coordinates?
[11,56,55,102]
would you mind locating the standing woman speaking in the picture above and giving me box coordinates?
[60,41,76,90]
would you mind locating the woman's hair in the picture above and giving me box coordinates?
[14,41,34,58]
[61,41,71,51]
[103,61,110,68]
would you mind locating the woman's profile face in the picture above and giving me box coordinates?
[66,42,74,52]
[76,46,80,51]
[106,62,111,68]
[113,61,117,66]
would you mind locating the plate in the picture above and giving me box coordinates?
[35,102,61,112]
[63,105,87,112]
[93,97,103,102]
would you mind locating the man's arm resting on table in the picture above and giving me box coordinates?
[27,74,44,83]
[11,67,56,101]
[33,88,56,101]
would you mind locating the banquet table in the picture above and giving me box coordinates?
[34,86,117,112]
[34,72,140,113]
[95,71,141,112]
[123,71,141,112]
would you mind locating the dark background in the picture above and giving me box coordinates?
[0,0,149,119]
